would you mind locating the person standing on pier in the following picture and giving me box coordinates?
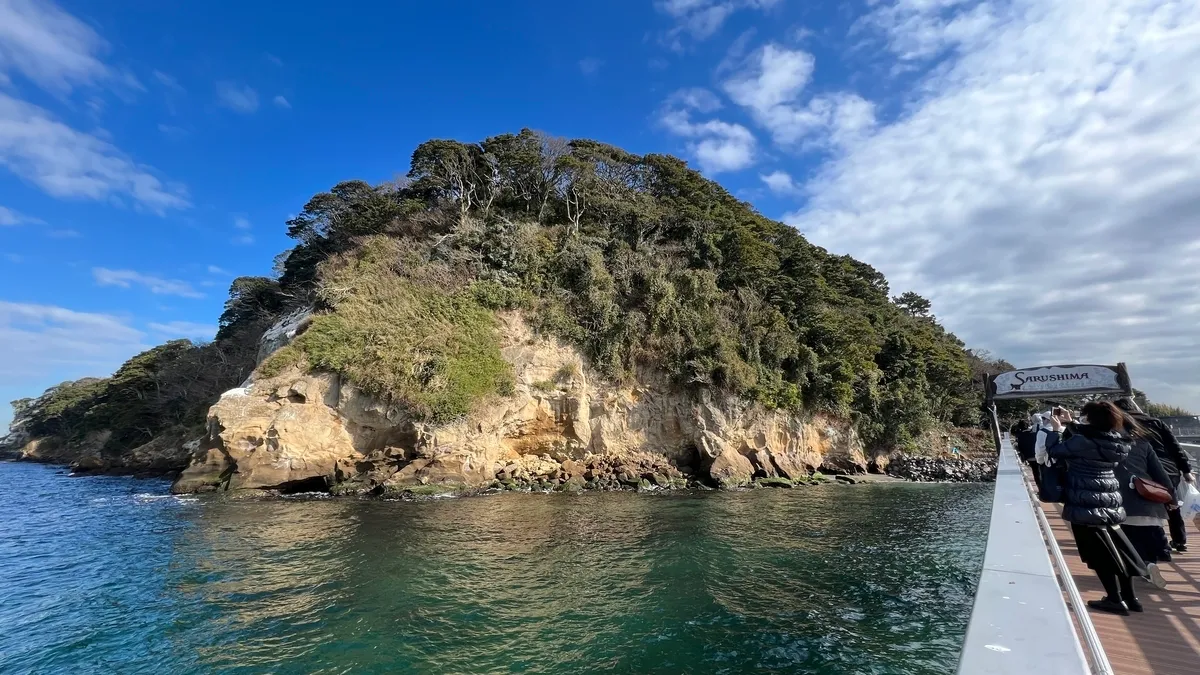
[1114,419,1174,587]
[1015,415,1040,485]
[1115,398,1195,553]
[1047,401,1147,615]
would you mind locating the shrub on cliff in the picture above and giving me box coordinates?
[262,237,513,423]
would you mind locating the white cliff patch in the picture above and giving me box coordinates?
[256,308,313,364]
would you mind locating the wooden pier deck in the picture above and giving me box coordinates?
[1046,505,1200,674]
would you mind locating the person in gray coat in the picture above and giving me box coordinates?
[1115,428,1174,587]
[1115,397,1195,552]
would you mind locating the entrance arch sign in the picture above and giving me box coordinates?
[987,363,1132,401]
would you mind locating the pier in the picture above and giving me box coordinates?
[958,363,1200,673]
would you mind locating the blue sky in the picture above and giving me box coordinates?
[3,0,1200,430]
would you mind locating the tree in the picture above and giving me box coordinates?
[408,140,497,225]
[554,152,591,235]
[217,277,285,340]
[893,291,932,318]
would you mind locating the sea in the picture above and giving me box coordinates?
[0,462,992,674]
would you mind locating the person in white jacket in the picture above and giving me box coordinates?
[1034,411,1057,466]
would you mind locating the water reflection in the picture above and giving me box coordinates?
[170,499,360,670]
[0,463,991,675]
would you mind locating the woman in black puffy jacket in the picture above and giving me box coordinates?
[1047,400,1147,615]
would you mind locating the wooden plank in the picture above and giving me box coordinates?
[1045,502,1200,674]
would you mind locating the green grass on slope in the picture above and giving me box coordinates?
[261,237,513,423]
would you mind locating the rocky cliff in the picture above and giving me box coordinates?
[171,312,870,495]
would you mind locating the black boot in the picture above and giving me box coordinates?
[1087,597,1130,615]
[1119,574,1142,612]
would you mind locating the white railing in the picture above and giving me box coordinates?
[1025,469,1113,674]
[956,439,1095,674]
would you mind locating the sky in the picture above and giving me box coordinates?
[2,0,1199,430]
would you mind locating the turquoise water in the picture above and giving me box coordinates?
[0,462,992,674]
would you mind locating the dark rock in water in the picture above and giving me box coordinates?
[884,454,997,483]
[756,477,794,488]
[835,475,858,485]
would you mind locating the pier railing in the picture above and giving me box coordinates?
[956,438,1099,674]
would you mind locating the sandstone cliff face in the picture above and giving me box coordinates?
[172,313,868,494]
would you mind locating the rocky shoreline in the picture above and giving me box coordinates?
[1,449,996,499]
[882,453,998,483]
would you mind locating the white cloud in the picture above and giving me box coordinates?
[0,301,150,429]
[0,92,189,213]
[667,87,723,113]
[45,228,79,238]
[0,205,43,225]
[152,69,184,92]
[660,86,757,173]
[859,0,1002,62]
[148,321,216,340]
[655,0,779,49]
[92,267,204,299]
[207,264,231,275]
[0,301,145,379]
[272,94,290,109]
[724,44,814,111]
[660,106,757,174]
[231,216,253,245]
[265,53,283,67]
[760,170,799,195]
[786,0,1200,412]
[0,0,108,95]
[723,44,877,148]
[216,81,258,113]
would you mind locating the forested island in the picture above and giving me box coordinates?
[0,131,1129,493]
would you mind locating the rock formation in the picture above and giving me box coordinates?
[171,312,871,495]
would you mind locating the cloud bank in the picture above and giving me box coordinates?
[779,0,1200,409]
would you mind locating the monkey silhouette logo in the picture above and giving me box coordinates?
[1010,372,1027,391]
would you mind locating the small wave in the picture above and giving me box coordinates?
[132,493,197,505]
